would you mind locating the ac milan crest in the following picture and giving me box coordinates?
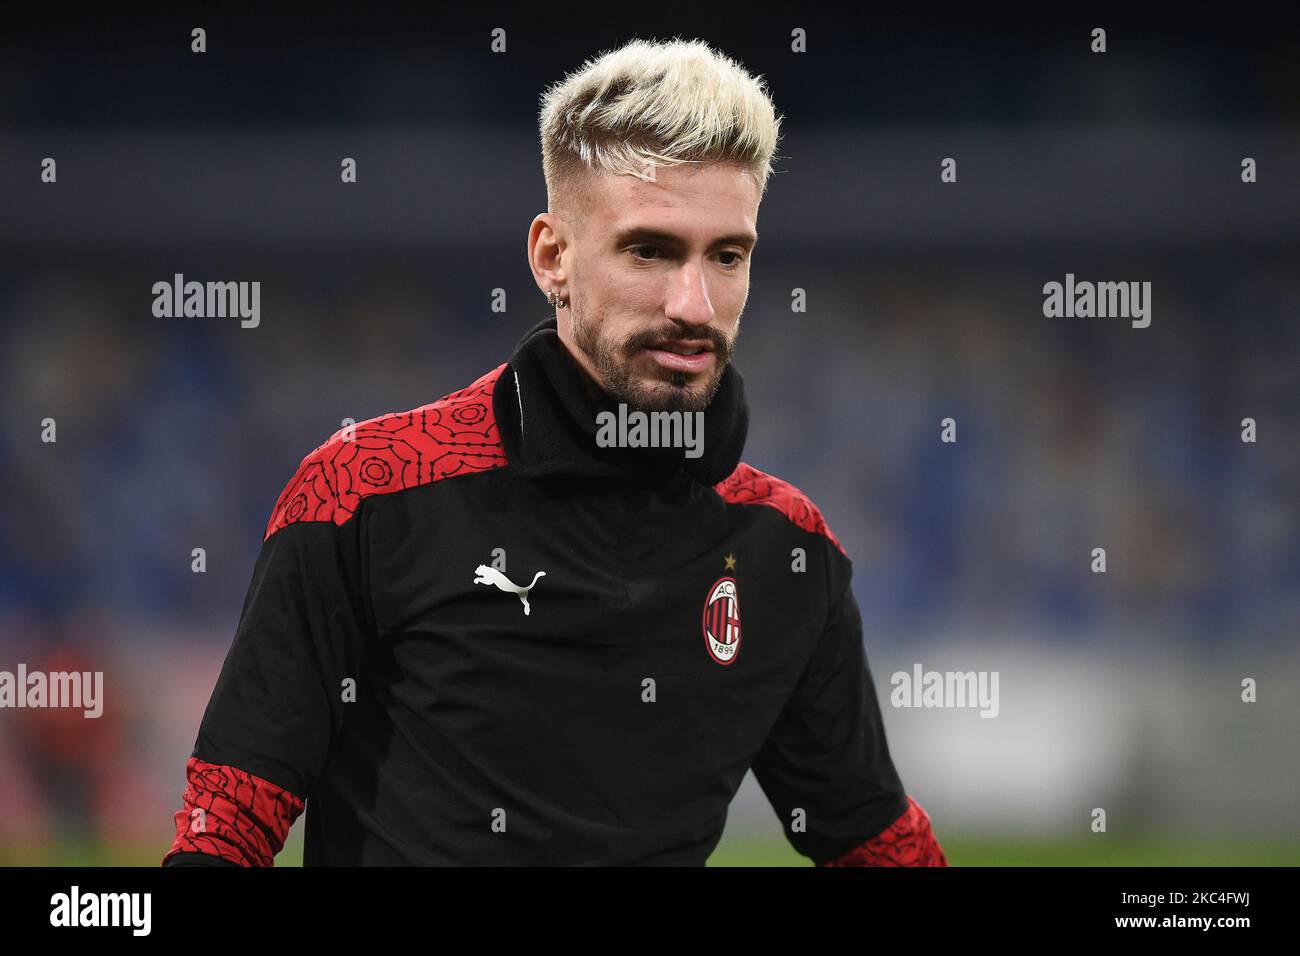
[702,576,742,665]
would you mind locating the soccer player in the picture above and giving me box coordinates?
[163,37,947,867]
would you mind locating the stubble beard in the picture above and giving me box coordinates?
[570,306,733,414]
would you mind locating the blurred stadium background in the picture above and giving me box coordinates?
[1,13,1297,865]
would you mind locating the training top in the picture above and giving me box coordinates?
[163,317,947,866]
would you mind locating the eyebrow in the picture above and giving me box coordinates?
[612,226,758,251]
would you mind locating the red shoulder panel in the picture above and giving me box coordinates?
[713,461,846,557]
[162,755,305,867]
[264,364,509,540]
[817,795,950,867]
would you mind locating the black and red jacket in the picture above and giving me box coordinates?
[163,317,947,866]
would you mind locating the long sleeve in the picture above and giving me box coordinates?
[751,562,947,866]
[162,454,374,867]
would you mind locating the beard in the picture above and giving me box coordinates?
[570,306,735,414]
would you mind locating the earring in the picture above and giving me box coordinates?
[547,289,567,308]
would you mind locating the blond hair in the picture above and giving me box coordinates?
[539,37,783,230]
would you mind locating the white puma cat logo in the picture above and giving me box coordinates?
[473,565,546,616]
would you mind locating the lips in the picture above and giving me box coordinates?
[644,340,714,356]
[642,342,714,373]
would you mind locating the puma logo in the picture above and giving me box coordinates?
[473,565,546,616]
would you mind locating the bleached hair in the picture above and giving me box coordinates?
[539,37,783,228]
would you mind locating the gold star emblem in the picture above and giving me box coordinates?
[724,553,737,571]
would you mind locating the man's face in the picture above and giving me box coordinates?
[555,162,759,413]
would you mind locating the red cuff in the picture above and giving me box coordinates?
[818,795,949,867]
[162,756,305,867]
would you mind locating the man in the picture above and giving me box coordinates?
[163,37,946,867]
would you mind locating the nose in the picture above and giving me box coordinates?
[663,260,715,328]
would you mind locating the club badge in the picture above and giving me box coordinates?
[702,575,742,666]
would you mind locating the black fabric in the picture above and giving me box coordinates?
[171,319,909,866]
[494,316,749,486]
[751,571,909,863]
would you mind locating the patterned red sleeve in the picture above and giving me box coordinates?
[161,755,306,867]
[817,795,950,867]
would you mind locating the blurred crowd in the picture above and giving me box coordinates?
[1,258,1295,650]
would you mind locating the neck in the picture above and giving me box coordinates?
[556,336,613,405]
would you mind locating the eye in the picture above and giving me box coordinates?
[717,250,745,268]
[629,244,662,262]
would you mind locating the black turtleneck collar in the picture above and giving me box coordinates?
[493,317,749,486]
